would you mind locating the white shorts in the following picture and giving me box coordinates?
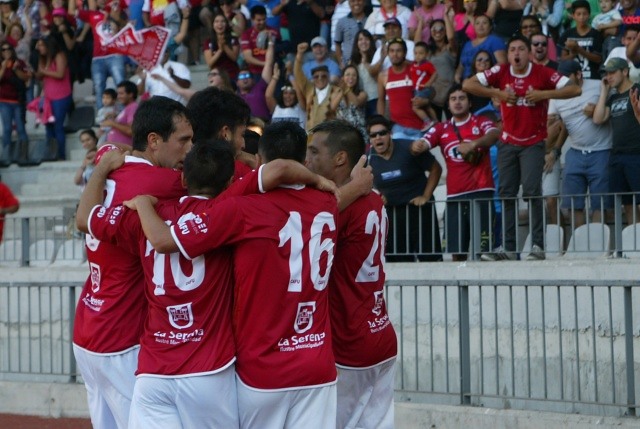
[336,357,396,429]
[237,377,336,429]
[73,344,138,429]
[128,364,239,429]
[542,158,561,197]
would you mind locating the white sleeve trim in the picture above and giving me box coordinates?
[556,75,570,89]
[476,72,489,87]
[169,225,193,260]
[87,205,102,239]
[258,164,266,193]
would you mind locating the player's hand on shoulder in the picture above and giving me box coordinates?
[123,195,158,211]
[95,147,127,173]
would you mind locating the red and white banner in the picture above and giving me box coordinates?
[103,23,170,70]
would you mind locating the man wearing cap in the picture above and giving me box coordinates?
[237,35,275,121]
[365,0,411,39]
[295,41,340,130]
[377,37,424,140]
[548,59,612,226]
[371,17,415,74]
[463,34,581,261]
[302,36,341,83]
[594,56,640,225]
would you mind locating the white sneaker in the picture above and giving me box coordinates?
[525,244,545,261]
[480,246,517,261]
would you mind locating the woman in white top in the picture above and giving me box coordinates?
[350,29,379,117]
[266,64,306,129]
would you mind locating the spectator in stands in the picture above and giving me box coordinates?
[139,48,192,106]
[519,15,558,61]
[241,5,279,78]
[607,24,640,83]
[302,36,340,82]
[464,34,581,261]
[618,0,640,37]
[468,50,494,113]
[377,38,424,140]
[6,19,33,65]
[350,29,379,117]
[266,63,306,128]
[294,41,341,130]
[367,114,443,262]
[548,60,612,227]
[427,16,456,120]
[486,0,524,42]
[272,0,327,47]
[592,0,621,59]
[0,175,19,244]
[0,0,19,34]
[365,0,411,40]
[409,41,438,129]
[333,0,369,67]
[219,0,247,38]
[103,81,138,149]
[69,0,127,110]
[0,42,29,161]
[17,0,46,43]
[558,1,603,80]
[411,84,498,261]
[531,32,559,70]
[330,64,367,137]
[247,0,282,30]
[96,88,117,145]
[73,129,98,190]
[408,0,445,44]
[237,35,274,121]
[453,0,477,45]
[203,10,240,81]
[594,57,640,226]
[455,14,506,82]
[35,36,71,160]
[370,18,414,74]
[147,66,235,104]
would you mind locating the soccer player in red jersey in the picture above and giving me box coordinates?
[411,85,499,261]
[306,120,398,429]
[463,34,581,261]
[74,96,193,429]
[129,121,340,429]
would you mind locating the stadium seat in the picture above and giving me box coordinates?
[64,105,95,133]
[621,223,640,259]
[564,223,610,259]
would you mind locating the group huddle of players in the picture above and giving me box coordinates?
[72,90,398,429]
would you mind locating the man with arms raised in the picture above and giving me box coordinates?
[306,120,397,429]
[73,96,193,429]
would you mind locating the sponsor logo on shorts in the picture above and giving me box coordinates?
[167,302,194,329]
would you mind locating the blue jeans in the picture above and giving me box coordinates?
[91,55,125,109]
[391,124,423,141]
[46,95,73,160]
[0,101,28,151]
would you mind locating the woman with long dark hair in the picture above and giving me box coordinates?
[203,10,240,80]
[350,29,379,117]
[426,16,456,119]
[468,49,494,113]
[331,64,367,139]
[35,36,71,160]
[0,41,29,161]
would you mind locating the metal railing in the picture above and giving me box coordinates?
[387,279,640,417]
[385,191,639,261]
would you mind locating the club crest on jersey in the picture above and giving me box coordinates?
[294,301,316,334]
[372,291,384,316]
[167,302,194,329]
[90,262,101,292]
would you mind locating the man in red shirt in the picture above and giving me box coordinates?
[306,120,398,429]
[240,5,279,77]
[0,176,18,244]
[74,96,193,429]
[463,34,581,261]
[412,84,499,261]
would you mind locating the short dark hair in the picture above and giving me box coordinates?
[446,83,467,100]
[250,5,266,17]
[183,139,235,197]
[102,88,117,100]
[186,87,250,142]
[571,0,590,13]
[79,128,98,141]
[366,114,393,133]
[259,121,308,163]
[414,41,429,51]
[117,80,138,99]
[387,37,407,52]
[310,120,365,169]
[132,96,191,152]
[507,33,531,51]
[624,24,640,36]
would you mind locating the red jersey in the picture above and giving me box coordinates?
[0,182,18,243]
[173,186,338,390]
[422,114,496,197]
[239,26,280,75]
[330,191,397,368]
[233,159,253,182]
[87,196,236,377]
[409,60,436,91]
[386,63,423,130]
[478,63,568,146]
[74,156,185,354]
[77,10,120,58]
